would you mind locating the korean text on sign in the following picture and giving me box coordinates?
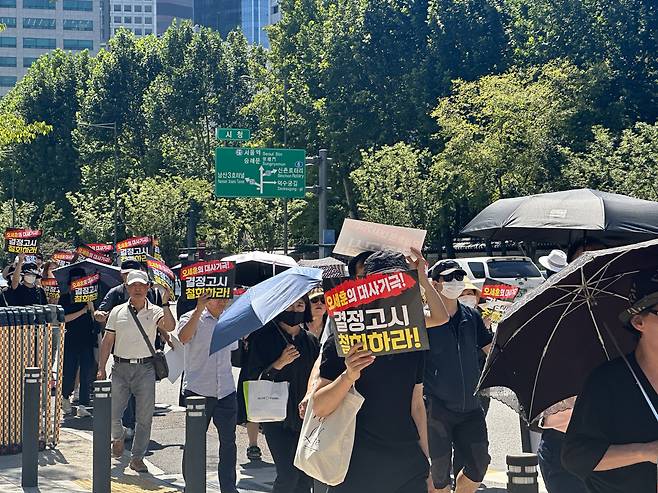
[4,228,42,255]
[70,273,100,303]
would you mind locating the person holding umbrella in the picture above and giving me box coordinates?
[562,268,658,493]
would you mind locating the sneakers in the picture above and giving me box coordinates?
[76,406,91,418]
[129,458,148,473]
[61,398,72,415]
[246,445,262,461]
[123,427,135,441]
[111,439,124,459]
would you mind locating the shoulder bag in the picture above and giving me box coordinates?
[128,304,169,381]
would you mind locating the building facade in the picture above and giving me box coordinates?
[108,0,155,38]
[0,0,101,95]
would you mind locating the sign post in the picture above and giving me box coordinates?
[215,147,306,199]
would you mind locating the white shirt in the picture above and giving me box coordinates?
[178,309,238,400]
[106,300,164,359]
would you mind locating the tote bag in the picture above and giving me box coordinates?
[243,378,289,423]
[294,387,364,486]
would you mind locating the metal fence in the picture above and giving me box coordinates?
[0,305,65,455]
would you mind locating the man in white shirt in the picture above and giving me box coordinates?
[177,292,239,493]
[97,270,175,473]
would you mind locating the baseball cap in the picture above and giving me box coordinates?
[126,270,150,286]
[619,268,658,324]
[308,287,324,300]
[430,259,466,280]
[21,262,41,277]
[120,259,142,274]
[364,250,408,275]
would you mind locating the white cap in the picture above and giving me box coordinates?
[539,249,568,273]
[126,270,150,286]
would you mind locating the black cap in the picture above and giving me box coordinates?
[120,259,142,273]
[68,267,86,282]
[619,268,658,324]
[21,262,41,276]
[430,259,466,280]
[363,250,408,275]
[348,251,374,277]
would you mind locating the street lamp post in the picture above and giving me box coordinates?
[79,121,119,245]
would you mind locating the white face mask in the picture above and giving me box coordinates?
[441,280,466,299]
[23,274,37,285]
[458,295,478,308]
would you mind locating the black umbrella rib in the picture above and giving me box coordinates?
[581,266,612,362]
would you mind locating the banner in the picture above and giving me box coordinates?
[324,269,429,357]
[4,228,42,255]
[70,273,100,303]
[478,278,520,324]
[116,236,151,263]
[333,219,426,257]
[76,244,112,265]
[88,243,114,254]
[52,250,77,268]
[41,278,60,302]
[180,260,236,300]
[146,258,175,299]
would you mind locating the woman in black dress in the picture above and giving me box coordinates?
[246,295,320,493]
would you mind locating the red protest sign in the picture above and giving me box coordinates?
[76,245,112,265]
[70,273,100,303]
[88,243,114,253]
[180,260,236,299]
[116,236,152,263]
[4,228,42,254]
[480,278,519,301]
[52,250,77,267]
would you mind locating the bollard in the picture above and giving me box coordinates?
[93,380,112,493]
[21,367,41,487]
[185,396,207,493]
[507,453,539,493]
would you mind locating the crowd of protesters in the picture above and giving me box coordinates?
[2,239,657,493]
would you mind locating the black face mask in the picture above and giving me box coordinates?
[276,310,306,326]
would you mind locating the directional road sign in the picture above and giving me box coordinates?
[215,147,306,198]
[215,128,251,141]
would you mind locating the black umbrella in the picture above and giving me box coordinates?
[53,259,123,297]
[461,188,658,246]
[478,239,658,423]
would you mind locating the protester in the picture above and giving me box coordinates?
[7,254,47,306]
[347,251,373,279]
[562,268,658,492]
[96,270,175,472]
[426,259,493,493]
[246,295,319,493]
[537,240,606,493]
[313,249,448,493]
[236,337,263,461]
[178,293,238,493]
[60,267,96,417]
[539,249,568,278]
[306,288,327,339]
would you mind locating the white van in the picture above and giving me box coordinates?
[452,256,545,295]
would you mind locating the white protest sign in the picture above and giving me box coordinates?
[164,336,185,383]
[333,219,427,257]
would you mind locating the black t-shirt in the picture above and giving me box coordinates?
[60,293,95,346]
[246,322,320,432]
[6,283,47,306]
[562,353,658,493]
[320,333,425,447]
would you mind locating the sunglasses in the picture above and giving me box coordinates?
[311,297,325,304]
[439,272,465,282]
[647,309,658,317]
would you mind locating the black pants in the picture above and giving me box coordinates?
[62,339,94,406]
[263,422,311,493]
[182,390,238,493]
[538,429,588,493]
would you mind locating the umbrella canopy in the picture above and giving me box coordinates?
[478,239,658,422]
[210,266,322,354]
[461,189,658,245]
[298,257,347,278]
[221,251,298,286]
[53,259,123,296]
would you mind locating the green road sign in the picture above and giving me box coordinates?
[215,147,306,198]
[215,128,251,141]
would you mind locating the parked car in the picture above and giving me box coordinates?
[450,256,545,295]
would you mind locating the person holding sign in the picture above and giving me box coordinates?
[313,249,449,493]
[60,267,96,417]
[425,260,493,493]
[246,296,320,493]
[7,254,46,306]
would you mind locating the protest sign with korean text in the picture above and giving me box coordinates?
[88,243,114,254]
[41,278,60,302]
[75,244,112,265]
[324,269,429,357]
[52,250,77,267]
[4,228,42,255]
[333,219,426,257]
[70,273,100,303]
[146,257,175,298]
[478,278,520,324]
[180,260,236,300]
[116,236,152,263]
